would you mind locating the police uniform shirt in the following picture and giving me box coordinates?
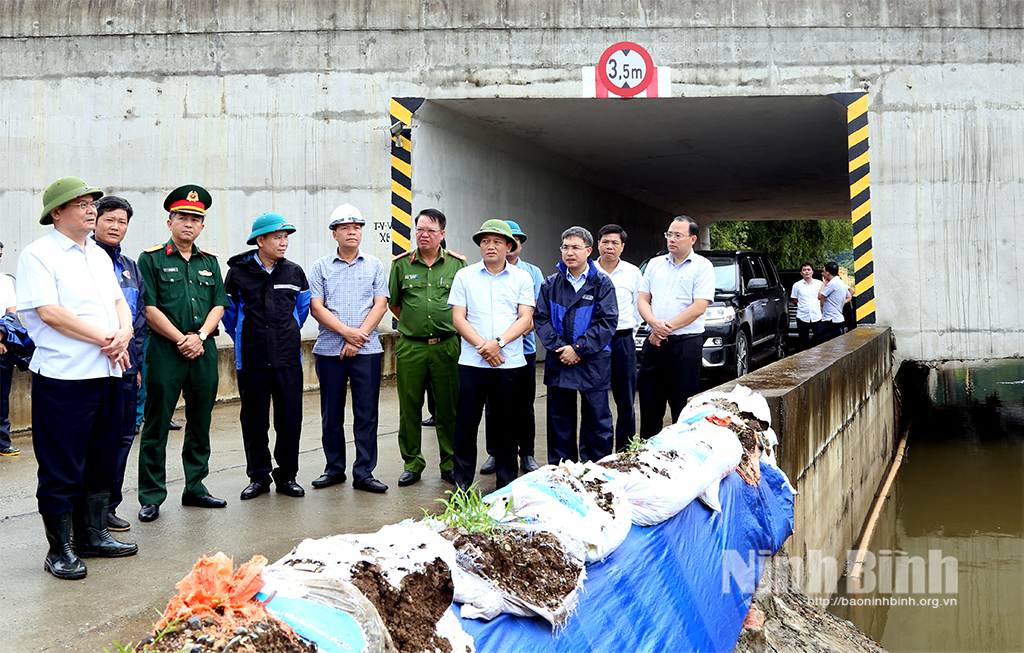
[640,251,716,336]
[138,239,229,336]
[388,248,467,339]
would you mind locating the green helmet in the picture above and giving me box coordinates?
[40,177,104,225]
[247,213,296,246]
[472,219,518,253]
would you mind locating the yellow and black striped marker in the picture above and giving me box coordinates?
[390,97,424,257]
[831,91,874,325]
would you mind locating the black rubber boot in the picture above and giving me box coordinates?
[73,491,138,558]
[42,512,87,580]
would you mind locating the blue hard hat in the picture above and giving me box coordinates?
[505,220,527,242]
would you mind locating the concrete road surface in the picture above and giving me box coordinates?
[1,369,600,653]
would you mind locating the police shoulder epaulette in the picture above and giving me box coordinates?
[392,250,411,262]
[143,244,164,253]
[448,251,467,261]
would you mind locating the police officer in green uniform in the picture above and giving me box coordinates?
[387,209,466,487]
[136,185,230,523]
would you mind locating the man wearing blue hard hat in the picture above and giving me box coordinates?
[223,213,311,501]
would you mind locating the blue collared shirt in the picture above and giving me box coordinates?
[511,257,544,355]
[565,266,588,293]
[308,248,389,356]
[448,261,535,369]
[640,251,716,335]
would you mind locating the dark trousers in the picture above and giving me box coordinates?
[32,374,121,515]
[796,318,817,352]
[609,333,638,450]
[239,365,303,485]
[814,320,845,344]
[109,374,139,512]
[485,352,537,459]
[637,334,702,439]
[546,385,614,465]
[138,336,219,506]
[315,353,381,483]
[0,360,11,450]
[453,365,521,490]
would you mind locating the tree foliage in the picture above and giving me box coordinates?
[708,219,853,270]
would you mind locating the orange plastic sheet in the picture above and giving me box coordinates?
[157,552,270,630]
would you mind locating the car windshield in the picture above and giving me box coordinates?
[707,258,740,292]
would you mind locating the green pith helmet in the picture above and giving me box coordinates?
[247,213,297,246]
[40,177,104,225]
[472,219,519,253]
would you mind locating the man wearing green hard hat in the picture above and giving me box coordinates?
[447,219,536,491]
[16,176,139,580]
[136,184,230,523]
[223,213,311,501]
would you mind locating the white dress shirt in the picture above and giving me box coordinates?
[791,278,823,322]
[448,261,535,369]
[640,251,716,335]
[596,258,643,330]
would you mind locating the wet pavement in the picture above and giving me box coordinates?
[0,370,574,653]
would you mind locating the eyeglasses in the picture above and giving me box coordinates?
[664,232,692,240]
[68,200,98,211]
[560,244,590,252]
[415,227,441,234]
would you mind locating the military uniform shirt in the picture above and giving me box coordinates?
[388,248,467,339]
[138,239,229,336]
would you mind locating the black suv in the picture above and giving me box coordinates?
[635,250,788,380]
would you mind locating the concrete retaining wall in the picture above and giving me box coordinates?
[712,326,896,596]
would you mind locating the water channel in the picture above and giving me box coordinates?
[829,360,1024,652]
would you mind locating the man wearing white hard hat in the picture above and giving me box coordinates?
[308,204,390,493]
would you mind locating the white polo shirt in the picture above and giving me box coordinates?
[640,251,716,336]
[820,277,849,324]
[16,230,124,380]
[790,278,823,322]
[448,261,535,369]
[596,258,643,331]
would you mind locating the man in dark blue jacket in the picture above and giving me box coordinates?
[223,213,311,500]
[534,226,618,464]
[92,196,147,532]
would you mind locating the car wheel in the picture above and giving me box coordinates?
[775,325,787,361]
[734,330,750,378]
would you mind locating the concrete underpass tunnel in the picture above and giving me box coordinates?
[391,93,874,324]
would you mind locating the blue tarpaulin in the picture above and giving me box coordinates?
[455,462,795,653]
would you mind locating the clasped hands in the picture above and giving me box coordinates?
[101,325,133,370]
[647,319,674,347]
[341,326,371,358]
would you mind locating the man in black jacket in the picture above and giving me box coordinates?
[223,213,311,500]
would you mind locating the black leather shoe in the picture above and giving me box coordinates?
[421,416,436,427]
[138,504,160,522]
[106,512,131,532]
[276,480,305,497]
[240,481,271,500]
[353,477,388,494]
[398,471,421,487]
[181,493,227,509]
[168,419,183,431]
[520,455,540,473]
[479,456,496,474]
[311,472,346,489]
[440,469,456,485]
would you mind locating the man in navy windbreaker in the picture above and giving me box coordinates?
[534,226,618,464]
[223,213,311,500]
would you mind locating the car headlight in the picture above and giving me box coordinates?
[703,306,736,325]
[704,337,724,347]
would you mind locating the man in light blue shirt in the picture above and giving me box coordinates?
[480,220,545,476]
[637,215,716,438]
[448,220,535,491]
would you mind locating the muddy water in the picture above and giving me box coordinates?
[829,360,1024,652]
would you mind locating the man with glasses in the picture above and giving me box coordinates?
[534,226,618,464]
[17,177,138,580]
[637,216,716,438]
[387,208,466,488]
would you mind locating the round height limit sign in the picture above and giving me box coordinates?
[598,42,655,97]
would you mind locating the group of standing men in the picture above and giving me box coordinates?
[790,260,854,350]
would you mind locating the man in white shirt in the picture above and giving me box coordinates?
[448,219,535,492]
[17,177,138,581]
[815,261,853,344]
[637,216,716,438]
[595,224,644,450]
[790,262,823,352]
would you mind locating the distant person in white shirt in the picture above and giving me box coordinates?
[815,261,853,344]
[595,224,644,450]
[790,262,823,352]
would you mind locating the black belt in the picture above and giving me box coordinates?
[664,333,701,343]
[403,332,456,344]
[613,329,634,339]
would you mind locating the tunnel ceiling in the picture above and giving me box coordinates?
[433,96,853,224]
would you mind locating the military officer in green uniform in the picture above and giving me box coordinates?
[136,185,230,523]
[388,208,467,487]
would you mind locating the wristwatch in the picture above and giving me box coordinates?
[496,336,506,348]
[198,330,208,342]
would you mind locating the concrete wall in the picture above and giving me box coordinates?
[2,1,1022,362]
[712,326,896,596]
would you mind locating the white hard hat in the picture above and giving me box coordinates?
[329,203,365,229]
